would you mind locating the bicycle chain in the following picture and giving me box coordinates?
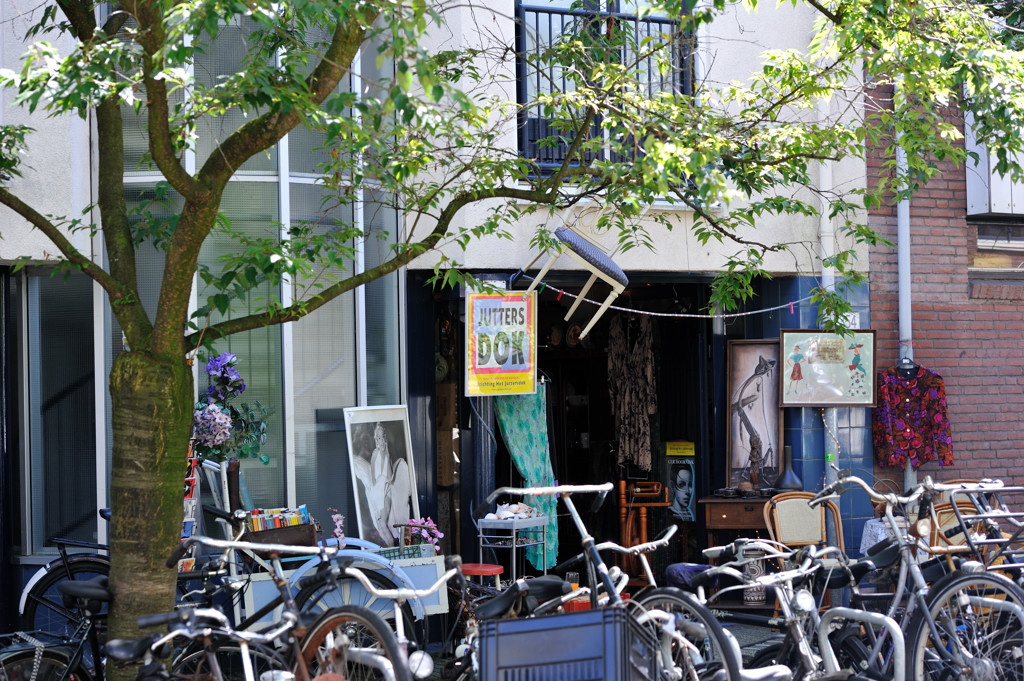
[15,631,45,681]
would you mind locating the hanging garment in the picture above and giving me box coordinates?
[494,388,558,570]
[872,365,953,470]
[607,316,658,471]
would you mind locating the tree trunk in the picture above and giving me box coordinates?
[107,351,193,669]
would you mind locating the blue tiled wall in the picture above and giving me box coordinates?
[760,277,876,556]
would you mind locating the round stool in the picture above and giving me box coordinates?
[461,563,503,589]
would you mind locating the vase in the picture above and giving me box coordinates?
[776,445,803,492]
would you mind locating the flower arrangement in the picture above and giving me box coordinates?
[403,517,444,554]
[192,352,272,463]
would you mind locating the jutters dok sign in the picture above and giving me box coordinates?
[466,291,536,396]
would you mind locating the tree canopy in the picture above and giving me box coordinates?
[0,0,1022,650]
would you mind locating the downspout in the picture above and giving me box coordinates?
[895,82,916,492]
[819,98,839,491]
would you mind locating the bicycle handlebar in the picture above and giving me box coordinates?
[555,525,677,573]
[476,483,614,518]
[343,564,461,602]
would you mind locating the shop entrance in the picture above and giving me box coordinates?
[490,281,714,572]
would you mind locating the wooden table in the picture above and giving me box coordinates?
[699,496,769,548]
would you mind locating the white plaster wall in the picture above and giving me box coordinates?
[407,0,869,277]
[0,2,81,265]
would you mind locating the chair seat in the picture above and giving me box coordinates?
[552,227,628,287]
[462,562,503,589]
[461,563,504,576]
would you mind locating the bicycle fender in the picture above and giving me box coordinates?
[18,553,110,614]
[287,549,426,620]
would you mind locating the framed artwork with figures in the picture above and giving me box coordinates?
[727,340,782,489]
[779,329,876,407]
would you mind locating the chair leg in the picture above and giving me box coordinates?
[579,287,621,339]
[563,272,598,321]
[524,254,558,295]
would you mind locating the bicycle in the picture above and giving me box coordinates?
[709,471,1024,681]
[156,531,413,681]
[0,573,119,681]
[448,482,744,681]
[19,509,112,634]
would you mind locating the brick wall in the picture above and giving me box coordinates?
[867,93,1024,488]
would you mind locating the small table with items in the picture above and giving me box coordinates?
[698,496,769,548]
[478,515,547,583]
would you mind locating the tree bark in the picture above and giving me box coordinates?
[107,352,193,650]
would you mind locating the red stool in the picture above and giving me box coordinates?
[461,563,503,589]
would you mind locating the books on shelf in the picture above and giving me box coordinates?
[247,505,311,532]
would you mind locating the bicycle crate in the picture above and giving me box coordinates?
[372,543,434,561]
[477,606,658,681]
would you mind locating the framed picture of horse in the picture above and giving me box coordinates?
[727,340,782,489]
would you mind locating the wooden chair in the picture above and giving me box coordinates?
[764,491,845,607]
[523,226,628,340]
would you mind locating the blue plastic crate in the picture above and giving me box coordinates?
[478,606,658,681]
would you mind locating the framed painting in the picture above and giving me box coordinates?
[343,405,420,548]
[779,329,877,407]
[727,340,782,489]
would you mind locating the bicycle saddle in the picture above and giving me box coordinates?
[58,575,111,615]
[473,575,570,620]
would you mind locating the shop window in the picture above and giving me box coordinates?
[26,270,96,553]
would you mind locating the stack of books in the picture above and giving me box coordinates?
[248,504,311,531]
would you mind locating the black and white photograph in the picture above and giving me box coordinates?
[344,405,419,547]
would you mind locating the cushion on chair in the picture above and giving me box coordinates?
[554,227,628,287]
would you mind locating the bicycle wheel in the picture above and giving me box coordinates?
[172,641,289,681]
[295,569,420,646]
[906,570,1024,681]
[634,587,742,681]
[299,605,412,681]
[20,556,110,636]
[0,647,94,681]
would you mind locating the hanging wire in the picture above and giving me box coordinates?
[513,272,825,319]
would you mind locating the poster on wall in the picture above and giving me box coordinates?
[666,457,695,522]
[779,329,877,407]
[466,291,537,396]
[344,405,420,548]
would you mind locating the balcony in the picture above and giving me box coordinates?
[515,2,694,173]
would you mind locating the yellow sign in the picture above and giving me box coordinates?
[666,441,695,457]
[466,291,536,396]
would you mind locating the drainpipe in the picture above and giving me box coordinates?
[819,98,839,491]
[896,84,916,492]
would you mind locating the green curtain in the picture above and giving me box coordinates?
[494,388,558,570]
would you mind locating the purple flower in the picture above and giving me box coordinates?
[193,403,232,446]
[206,352,237,376]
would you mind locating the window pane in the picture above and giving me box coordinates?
[28,271,95,553]
[194,21,277,175]
[198,183,284,506]
[291,183,358,527]
[363,192,400,405]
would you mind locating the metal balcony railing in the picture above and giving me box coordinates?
[515,2,694,172]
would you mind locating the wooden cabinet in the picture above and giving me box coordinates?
[699,496,769,548]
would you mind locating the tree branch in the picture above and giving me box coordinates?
[187,185,553,348]
[197,12,375,188]
[0,187,130,298]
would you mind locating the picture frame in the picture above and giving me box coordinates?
[666,457,696,522]
[779,329,877,407]
[727,339,782,489]
[343,405,420,548]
